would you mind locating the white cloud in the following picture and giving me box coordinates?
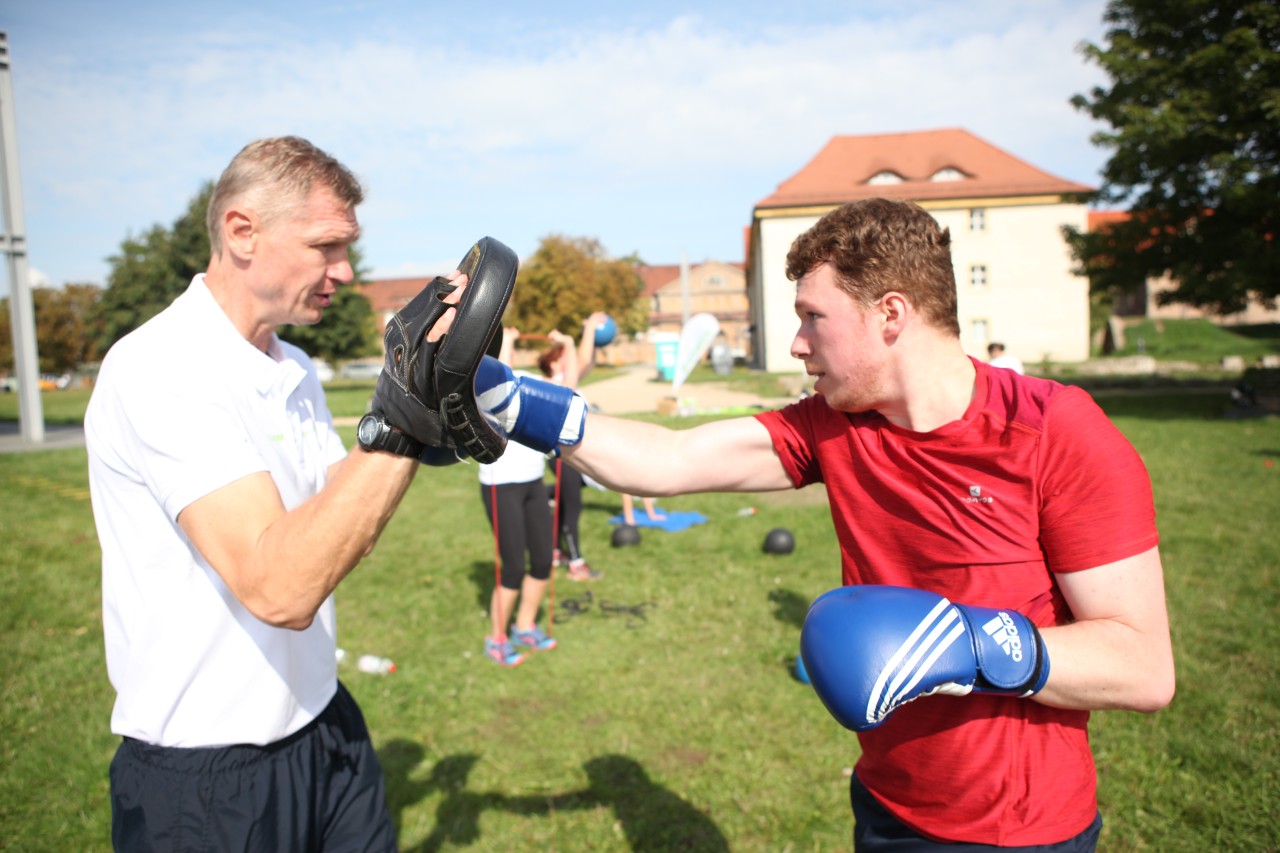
[7,1,1111,284]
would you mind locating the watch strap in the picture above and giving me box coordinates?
[360,414,425,458]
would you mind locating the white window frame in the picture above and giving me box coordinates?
[971,318,990,346]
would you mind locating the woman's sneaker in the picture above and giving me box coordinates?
[484,636,524,667]
[567,559,602,582]
[510,624,557,652]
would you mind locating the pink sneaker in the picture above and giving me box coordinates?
[484,636,524,667]
[566,560,602,582]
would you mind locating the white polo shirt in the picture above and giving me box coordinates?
[86,276,348,748]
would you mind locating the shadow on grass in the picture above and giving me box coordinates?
[468,561,495,614]
[381,741,730,852]
[768,587,809,630]
[1091,391,1234,421]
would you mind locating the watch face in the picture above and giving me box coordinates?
[358,414,382,448]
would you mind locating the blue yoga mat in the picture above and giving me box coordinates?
[607,509,708,532]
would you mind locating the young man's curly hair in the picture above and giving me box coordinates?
[785,198,960,336]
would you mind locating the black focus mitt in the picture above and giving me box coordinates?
[369,236,517,461]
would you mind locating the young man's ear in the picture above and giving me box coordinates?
[879,291,910,341]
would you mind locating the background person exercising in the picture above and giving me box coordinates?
[537,312,609,580]
[477,327,561,667]
[467,198,1175,850]
[86,136,468,850]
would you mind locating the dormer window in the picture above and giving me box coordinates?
[868,170,904,185]
[930,167,965,182]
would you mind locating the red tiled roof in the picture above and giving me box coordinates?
[1088,210,1129,230]
[635,264,681,299]
[755,128,1094,209]
[635,262,746,300]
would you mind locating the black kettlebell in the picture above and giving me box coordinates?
[762,527,795,555]
[611,524,642,548]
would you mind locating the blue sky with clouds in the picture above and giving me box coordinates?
[2,0,1111,292]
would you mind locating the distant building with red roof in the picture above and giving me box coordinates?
[749,128,1095,371]
[635,260,750,358]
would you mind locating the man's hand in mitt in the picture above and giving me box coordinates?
[370,237,517,458]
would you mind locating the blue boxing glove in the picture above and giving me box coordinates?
[800,585,1050,732]
[471,356,587,454]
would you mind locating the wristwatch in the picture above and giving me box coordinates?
[356,413,424,458]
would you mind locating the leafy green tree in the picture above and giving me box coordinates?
[94,184,213,353]
[1067,0,1280,314]
[509,235,646,342]
[94,184,378,359]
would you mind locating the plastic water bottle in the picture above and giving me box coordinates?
[357,654,396,674]
[736,507,757,516]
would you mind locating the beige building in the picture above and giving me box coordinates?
[636,260,750,358]
[748,128,1095,373]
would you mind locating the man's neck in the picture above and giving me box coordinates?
[203,265,275,352]
[878,339,977,433]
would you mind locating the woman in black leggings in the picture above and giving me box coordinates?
[476,329,562,667]
[536,316,609,581]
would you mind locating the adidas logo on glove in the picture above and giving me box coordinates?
[799,585,1051,732]
[980,612,1025,663]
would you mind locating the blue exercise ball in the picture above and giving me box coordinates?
[594,316,617,347]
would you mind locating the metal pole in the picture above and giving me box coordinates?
[0,31,44,444]
[679,250,690,328]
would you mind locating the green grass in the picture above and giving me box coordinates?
[1107,319,1280,364]
[0,388,94,425]
[2,391,1278,850]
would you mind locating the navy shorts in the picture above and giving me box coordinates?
[110,682,395,852]
[851,773,1102,852]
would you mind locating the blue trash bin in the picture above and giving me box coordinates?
[654,340,678,381]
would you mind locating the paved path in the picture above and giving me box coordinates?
[0,365,795,454]
[583,363,793,415]
[0,420,87,453]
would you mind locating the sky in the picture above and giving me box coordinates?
[1,0,1113,293]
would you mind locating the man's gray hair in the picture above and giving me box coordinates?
[206,136,364,256]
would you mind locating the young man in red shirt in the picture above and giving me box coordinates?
[469,198,1175,849]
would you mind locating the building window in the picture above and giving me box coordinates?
[971,319,989,345]
[931,167,965,182]
[970,264,988,287]
[868,170,904,185]
[969,208,986,231]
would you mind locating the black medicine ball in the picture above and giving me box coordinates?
[762,527,795,555]
[611,524,642,548]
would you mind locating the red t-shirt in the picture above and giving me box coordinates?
[756,360,1159,845]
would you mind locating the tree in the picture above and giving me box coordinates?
[1,284,104,376]
[1067,0,1280,314]
[95,184,378,359]
[94,183,214,353]
[509,235,646,342]
[36,284,104,373]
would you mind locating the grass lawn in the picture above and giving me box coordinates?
[1,386,1277,850]
[1106,319,1280,364]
